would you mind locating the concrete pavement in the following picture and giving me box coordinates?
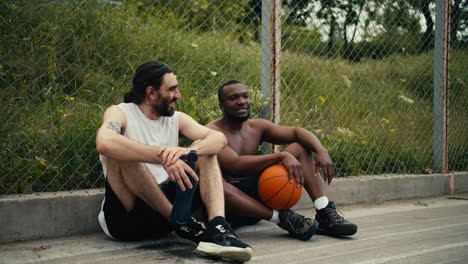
[2,172,467,244]
[1,195,467,264]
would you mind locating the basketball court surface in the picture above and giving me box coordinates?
[2,195,467,264]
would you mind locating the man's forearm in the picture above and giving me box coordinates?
[96,129,163,163]
[223,152,285,177]
[296,128,327,154]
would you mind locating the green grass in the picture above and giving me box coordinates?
[0,0,466,194]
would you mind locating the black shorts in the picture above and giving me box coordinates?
[100,179,202,241]
[226,175,264,228]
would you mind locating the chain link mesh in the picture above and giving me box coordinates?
[0,0,466,195]
[279,0,466,176]
[448,0,468,172]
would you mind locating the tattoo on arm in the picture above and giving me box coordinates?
[106,121,121,135]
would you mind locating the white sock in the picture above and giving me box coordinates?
[269,210,280,224]
[314,196,329,210]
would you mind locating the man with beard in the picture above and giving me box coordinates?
[206,80,357,240]
[96,63,252,262]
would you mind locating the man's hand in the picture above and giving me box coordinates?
[164,159,199,191]
[315,150,334,185]
[281,152,304,186]
[160,147,192,166]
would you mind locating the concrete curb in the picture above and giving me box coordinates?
[1,172,467,244]
[0,189,103,244]
[294,172,468,209]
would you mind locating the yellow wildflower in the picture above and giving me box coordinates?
[35,156,47,166]
[318,96,326,104]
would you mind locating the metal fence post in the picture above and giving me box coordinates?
[261,0,271,121]
[433,0,451,173]
[271,0,281,127]
[261,0,281,153]
[271,0,281,153]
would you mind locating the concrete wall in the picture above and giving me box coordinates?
[294,172,468,209]
[0,189,103,244]
[1,172,467,244]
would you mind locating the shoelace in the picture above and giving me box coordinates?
[186,218,207,237]
[285,211,310,230]
[321,207,346,223]
[218,223,238,239]
[189,217,207,231]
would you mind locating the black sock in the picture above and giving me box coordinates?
[209,216,227,228]
[170,151,199,225]
[170,178,197,225]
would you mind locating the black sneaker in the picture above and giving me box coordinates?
[277,209,319,241]
[174,216,207,244]
[315,201,357,237]
[196,216,252,262]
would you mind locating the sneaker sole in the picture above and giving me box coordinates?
[196,242,253,262]
[316,225,358,237]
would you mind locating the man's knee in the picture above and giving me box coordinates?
[118,160,145,172]
[286,142,309,157]
[197,155,222,176]
[106,158,143,176]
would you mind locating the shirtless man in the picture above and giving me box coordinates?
[96,64,252,262]
[207,80,357,240]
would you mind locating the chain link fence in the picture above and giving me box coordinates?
[448,0,468,172]
[0,0,466,195]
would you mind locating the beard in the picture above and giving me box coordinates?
[156,104,174,117]
[226,110,250,122]
[154,96,175,117]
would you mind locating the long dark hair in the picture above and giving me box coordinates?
[124,61,175,104]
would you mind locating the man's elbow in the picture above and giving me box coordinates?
[96,134,112,156]
[220,133,228,149]
[96,143,107,156]
[213,131,227,152]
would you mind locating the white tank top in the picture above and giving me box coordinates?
[100,102,179,184]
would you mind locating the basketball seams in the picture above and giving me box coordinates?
[258,164,302,210]
[258,174,289,184]
[263,181,289,204]
[258,175,288,201]
[284,183,295,209]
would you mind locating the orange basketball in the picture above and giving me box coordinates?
[258,164,302,210]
